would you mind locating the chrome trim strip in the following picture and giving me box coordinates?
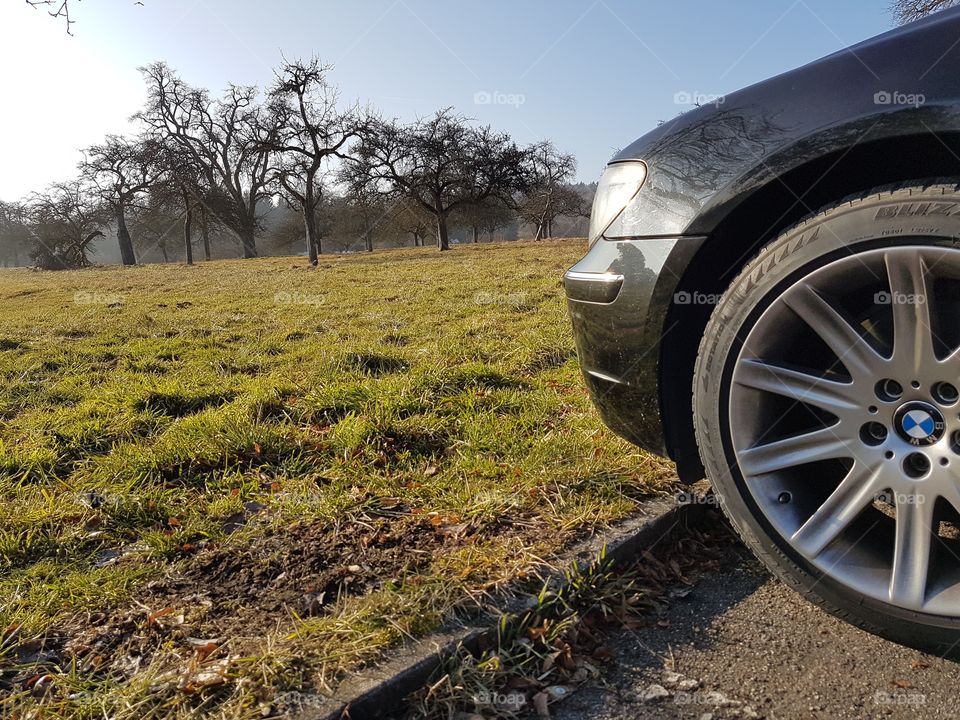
[585,368,627,385]
[563,271,625,284]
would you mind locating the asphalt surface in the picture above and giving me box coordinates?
[553,553,960,720]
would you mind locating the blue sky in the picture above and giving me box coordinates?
[0,0,895,199]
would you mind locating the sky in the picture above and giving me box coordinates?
[0,0,896,201]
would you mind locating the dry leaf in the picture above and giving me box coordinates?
[533,691,550,719]
[146,607,176,626]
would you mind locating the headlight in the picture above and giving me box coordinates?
[588,160,647,246]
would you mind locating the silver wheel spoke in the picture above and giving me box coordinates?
[885,251,936,372]
[889,494,935,610]
[782,283,884,378]
[738,426,850,476]
[791,462,881,558]
[735,358,858,414]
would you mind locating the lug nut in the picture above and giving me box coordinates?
[860,422,887,446]
[876,379,903,402]
[904,452,931,479]
[933,382,959,405]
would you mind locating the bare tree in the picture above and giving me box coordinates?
[81,135,163,265]
[531,184,590,239]
[518,141,579,241]
[390,199,434,247]
[267,58,361,265]
[891,0,959,23]
[347,109,528,251]
[0,201,33,267]
[27,181,107,269]
[344,182,390,252]
[137,62,277,259]
[128,185,182,263]
[26,0,145,34]
[457,198,513,243]
[26,0,77,33]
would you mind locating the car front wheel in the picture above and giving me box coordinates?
[694,180,960,654]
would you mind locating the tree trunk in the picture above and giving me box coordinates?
[200,207,211,261]
[116,207,136,266]
[472,225,479,243]
[534,220,545,241]
[183,200,194,266]
[239,224,257,258]
[547,220,553,239]
[364,217,373,253]
[303,203,319,265]
[436,213,450,251]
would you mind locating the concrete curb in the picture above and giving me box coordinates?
[306,496,707,720]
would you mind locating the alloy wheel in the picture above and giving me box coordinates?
[729,245,960,615]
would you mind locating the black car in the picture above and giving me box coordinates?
[565,8,960,653]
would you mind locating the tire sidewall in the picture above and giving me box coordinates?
[695,188,960,652]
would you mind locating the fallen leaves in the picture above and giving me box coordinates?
[145,607,178,627]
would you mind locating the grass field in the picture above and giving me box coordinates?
[0,239,674,718]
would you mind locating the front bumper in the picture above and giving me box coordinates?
[563,236,705,456]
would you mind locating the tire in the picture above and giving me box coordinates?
[694,180,960,655]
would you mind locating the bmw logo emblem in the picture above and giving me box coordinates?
[894,402,946,446]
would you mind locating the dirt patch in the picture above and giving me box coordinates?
[41,517,445,680]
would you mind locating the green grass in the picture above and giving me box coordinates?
[0,240,675,718]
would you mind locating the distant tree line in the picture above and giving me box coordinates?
[0,55,590,269]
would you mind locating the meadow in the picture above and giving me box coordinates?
[0,239,674,718]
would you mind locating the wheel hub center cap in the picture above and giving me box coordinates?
[894,401,945,446]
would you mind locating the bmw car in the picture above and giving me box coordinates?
[565,8,960,653]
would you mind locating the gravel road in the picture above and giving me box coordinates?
[553,551,960,720]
